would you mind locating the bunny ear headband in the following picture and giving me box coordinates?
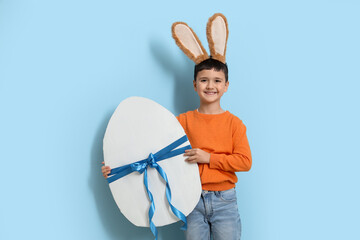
[172,13,229,65]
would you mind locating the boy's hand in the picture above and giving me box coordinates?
[184,149,210,164]
[101,161,111,179]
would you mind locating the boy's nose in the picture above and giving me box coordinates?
[206,81,214,89]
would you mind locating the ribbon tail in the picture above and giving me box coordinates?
[144,169,158,239]
[155,165,187,230]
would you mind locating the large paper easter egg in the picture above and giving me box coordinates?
[103,96,201,227]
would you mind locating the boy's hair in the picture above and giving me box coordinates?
[194,58,229,82]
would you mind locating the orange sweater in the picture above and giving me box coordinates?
[177,110,252,191]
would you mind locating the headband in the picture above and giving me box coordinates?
[172,13,229,64]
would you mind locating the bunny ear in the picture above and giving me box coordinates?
[206,13,229,64]
[172,22,209,64]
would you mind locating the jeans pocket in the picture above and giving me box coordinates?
[219,188,237,202]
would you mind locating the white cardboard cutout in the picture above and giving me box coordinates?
[103,96,202,227]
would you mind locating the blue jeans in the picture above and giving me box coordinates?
[185,188,241,240]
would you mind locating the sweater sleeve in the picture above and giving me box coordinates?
[176,114,187,133]
[209,119,252,172]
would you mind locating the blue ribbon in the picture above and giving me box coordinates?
[107,135,191,239]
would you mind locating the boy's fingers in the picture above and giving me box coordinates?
[185,149,196,152]
[184,150,196,156]
[185,156,196,162]
[187,160,197,164]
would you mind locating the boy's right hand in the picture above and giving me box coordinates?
[101,161,111,179]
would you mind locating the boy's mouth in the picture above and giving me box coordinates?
[204,91,217,95]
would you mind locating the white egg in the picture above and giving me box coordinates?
[103,96,201,227]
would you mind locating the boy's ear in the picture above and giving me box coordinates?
[193,80,197,91]
[224,81,229,92]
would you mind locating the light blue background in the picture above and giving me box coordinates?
[1,0,359,239]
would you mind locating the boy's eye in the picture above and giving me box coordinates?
[200,79,207,82]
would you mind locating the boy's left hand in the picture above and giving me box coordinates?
[184,148,210,164]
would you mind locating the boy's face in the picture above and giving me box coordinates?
[193,69,229,105]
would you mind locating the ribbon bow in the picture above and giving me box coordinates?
[130,153,158,174]
[107,135,191,240]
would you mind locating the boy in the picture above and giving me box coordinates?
[176,58,251,240]
[103,13,252,240]
[102,58,252,240]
